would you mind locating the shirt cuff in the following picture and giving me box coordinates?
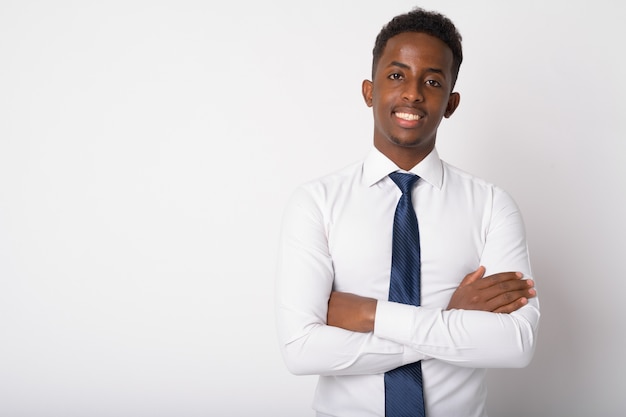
[374,300,428,363]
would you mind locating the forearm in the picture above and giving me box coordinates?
[374,298,540,368]
[327,288,539,369]
[277,305,425,376]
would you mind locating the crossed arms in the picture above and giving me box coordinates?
[276,184,540,376]
[328,266,536,333]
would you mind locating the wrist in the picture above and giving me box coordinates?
[362,298,377,332]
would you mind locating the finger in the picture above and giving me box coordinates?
[487,287,536,311]
[458,266,486,287]
[484,271,523,282]
[467,271,520,292]
[485,279,535,300]
[492,297,529,314]
[479,272,527,290]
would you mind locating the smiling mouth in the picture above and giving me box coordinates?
[394,112,422,121]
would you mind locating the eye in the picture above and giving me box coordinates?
[388,73,403,81]
[426,79,442,87]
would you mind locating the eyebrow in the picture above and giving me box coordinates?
[389,60,445,76]
[389,61,411,70]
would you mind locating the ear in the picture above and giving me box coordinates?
[362,79,373,107]
[444,92,460,118]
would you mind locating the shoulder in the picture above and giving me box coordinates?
[292,160,364,202]
[283,159,364,216]
[442,160,492,189]
[441,160,520,211]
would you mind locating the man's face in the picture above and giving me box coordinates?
[362,32,459,161]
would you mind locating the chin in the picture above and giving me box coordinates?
[389,136,425,148]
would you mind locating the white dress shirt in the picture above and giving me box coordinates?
[275,147,540,417]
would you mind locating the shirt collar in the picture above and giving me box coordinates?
[363,147,443,189]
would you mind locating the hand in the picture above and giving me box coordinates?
[447,266,536,313]
[327,291,377,333]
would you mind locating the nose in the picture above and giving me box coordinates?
[402,79,423,102]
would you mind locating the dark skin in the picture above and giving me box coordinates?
[363,32,460,170]
[327,32,537,332]
[328,267,536,332]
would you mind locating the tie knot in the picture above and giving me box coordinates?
[389,172,419,195]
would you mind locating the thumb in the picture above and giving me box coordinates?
[459,266,486,287]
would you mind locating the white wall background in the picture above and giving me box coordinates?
[1,1,624,416]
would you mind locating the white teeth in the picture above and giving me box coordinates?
[395,112,421,121]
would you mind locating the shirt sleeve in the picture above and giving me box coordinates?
[275,186,426,376]
[374,186,540,368]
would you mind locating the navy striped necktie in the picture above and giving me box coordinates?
[385,172,425,417]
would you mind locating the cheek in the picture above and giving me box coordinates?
[373,94,391,112]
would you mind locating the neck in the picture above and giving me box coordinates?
[374,143,432,171]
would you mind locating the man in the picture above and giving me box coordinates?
[276,8,539,417]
